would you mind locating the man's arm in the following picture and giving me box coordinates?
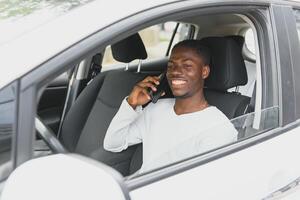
[103,98,145,152]
[104,76,160,152]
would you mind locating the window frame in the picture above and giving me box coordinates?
[126,7,279,189]
[291,8,300,120]
[0,80,19,182]
[270,4,299,124]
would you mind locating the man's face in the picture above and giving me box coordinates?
[166,46,210,98]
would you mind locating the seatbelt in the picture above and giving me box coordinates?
[57,67,78,138]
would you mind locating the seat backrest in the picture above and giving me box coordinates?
[60,33,151,175]
[199,36,250,119]
[59,71,107,152]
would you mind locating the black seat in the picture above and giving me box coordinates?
[60,33,149,175]
[200,36,250,119]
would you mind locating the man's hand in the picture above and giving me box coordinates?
[127,76,160,109]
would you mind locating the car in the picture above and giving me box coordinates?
[1,0,300,199]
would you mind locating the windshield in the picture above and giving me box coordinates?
[0,0,95,45]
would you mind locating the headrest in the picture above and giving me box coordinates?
[111,33,147,63]
[199,36,248,91]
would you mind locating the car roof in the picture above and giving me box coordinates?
[0,0,175,89]
[0,0,298,89]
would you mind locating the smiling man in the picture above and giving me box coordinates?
[104,40,237,173]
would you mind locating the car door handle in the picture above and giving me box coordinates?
[262,176,300,199]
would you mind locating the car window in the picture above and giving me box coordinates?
[84,14,277,177]
[115,14,277,177]
[25,7,278,182]
[102,22,192,68]
[0,83,17,181]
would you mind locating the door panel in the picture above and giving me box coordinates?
[130,125,300,199]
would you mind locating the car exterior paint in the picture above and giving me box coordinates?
[1,154,129,200]
[1,0,300,199]
[0,0,173,89]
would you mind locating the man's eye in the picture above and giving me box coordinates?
[183,64,192,68]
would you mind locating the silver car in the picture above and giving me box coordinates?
[1,0,300,199]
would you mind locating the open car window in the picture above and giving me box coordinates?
[29,5,278,185]
[96,12,276,178]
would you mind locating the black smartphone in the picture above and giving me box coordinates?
[148,72,168,103]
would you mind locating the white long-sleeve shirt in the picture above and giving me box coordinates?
[104,98,237,173]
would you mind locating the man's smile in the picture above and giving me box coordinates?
[169,78,188,88]
[171,79,187,85]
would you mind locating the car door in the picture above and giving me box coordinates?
[126,3,300,200]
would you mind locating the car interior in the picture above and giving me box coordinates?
[34,13,260,177]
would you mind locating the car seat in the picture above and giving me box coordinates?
[201,36,250,119]
[59,33,149,175]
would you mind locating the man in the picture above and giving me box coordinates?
[104,40,237,173]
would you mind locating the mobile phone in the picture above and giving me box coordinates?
[148,72,167,103]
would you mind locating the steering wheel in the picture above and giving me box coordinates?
[35,116,68,154]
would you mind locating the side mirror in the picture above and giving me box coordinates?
[1,154,130,200]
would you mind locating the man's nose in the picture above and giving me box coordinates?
[169,64,183,75]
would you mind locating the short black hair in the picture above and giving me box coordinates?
[172,39,211,66]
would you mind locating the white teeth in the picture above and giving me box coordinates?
[172,80,186,85]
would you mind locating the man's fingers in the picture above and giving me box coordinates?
[137,82,157,91]
[161,91,165,96]
[141,89,151,100]
[142,76,160,85]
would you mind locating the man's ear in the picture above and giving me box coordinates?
[202,65,210,79]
